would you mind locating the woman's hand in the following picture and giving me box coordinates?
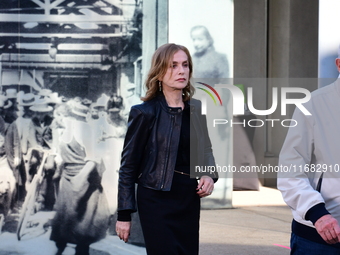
[116,221,131,243]
[196,175,214,197]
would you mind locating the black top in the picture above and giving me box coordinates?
[174,104,191,174]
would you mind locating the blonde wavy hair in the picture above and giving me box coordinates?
[141,43,195,102]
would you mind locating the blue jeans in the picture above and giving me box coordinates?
[291,233,340,255]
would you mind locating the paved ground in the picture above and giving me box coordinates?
[0,186,292,255]
[202,185,291,255]
[199,206,291,255]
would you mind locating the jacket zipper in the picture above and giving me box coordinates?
[191,110,200,179]
[161,114,175,189]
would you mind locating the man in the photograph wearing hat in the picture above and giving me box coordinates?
[30,101,54,148]
[4,88,18,124]
[37,89,62,107]
[5,92,38,202]
[16,93,39,153]
[28,100,57,210]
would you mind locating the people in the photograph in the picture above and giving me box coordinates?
[50,101,110,255]
[278,46,340,254]
[190,25,229,79]
[116,43,218,255]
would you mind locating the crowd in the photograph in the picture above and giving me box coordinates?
[0,87,129,232]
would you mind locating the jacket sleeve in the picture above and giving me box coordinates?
[201,112,218,182]
[118,106,151,212]
[277,107,326,221]
[191,99,218,182]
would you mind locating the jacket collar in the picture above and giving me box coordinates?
[157,94,185,115]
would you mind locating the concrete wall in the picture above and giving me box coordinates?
[234,0,319,186]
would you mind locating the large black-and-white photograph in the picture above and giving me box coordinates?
[0,0,146,254]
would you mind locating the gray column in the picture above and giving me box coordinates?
[142,0,168,83]
[266,0,319,186]
[234,0,319,186]
[234,0,268,185]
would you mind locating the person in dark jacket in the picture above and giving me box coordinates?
[116,43,217,255]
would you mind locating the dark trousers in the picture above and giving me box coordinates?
[291,233,340,255]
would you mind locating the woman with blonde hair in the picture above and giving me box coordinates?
[116,43,217,255]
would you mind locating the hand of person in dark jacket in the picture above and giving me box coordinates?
[116,221,131,243]
[196,175,214,197]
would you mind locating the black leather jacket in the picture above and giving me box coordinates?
[118,94,218,212]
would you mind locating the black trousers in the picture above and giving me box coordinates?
[137,174,200,255]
